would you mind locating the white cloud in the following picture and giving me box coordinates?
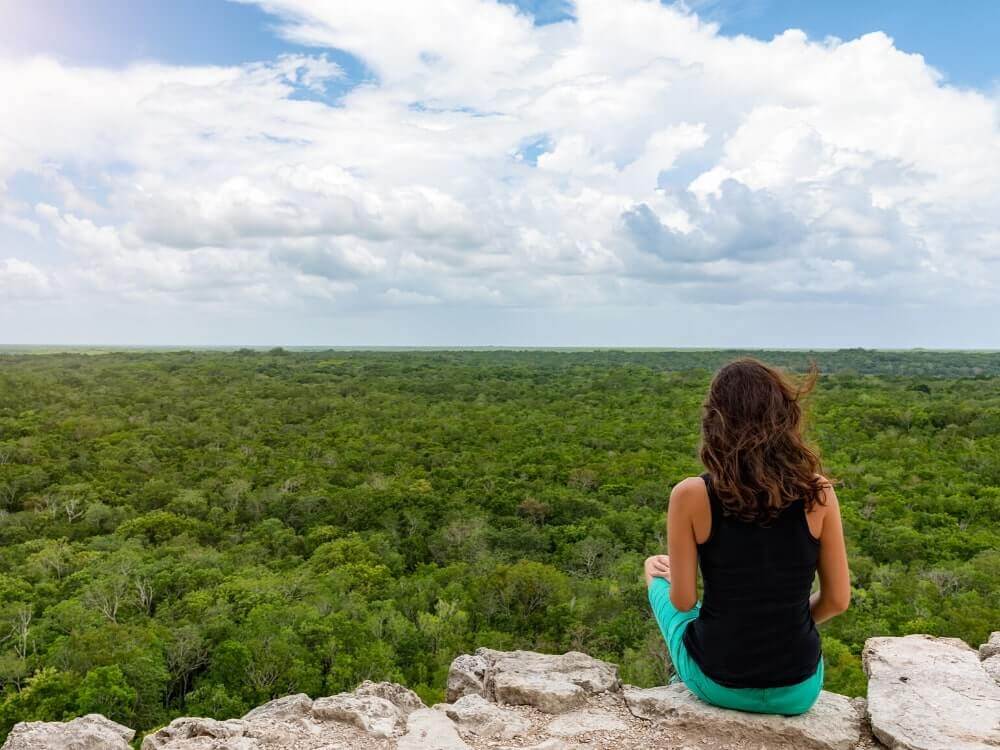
[1,0,998,343]
[0,258,51,299]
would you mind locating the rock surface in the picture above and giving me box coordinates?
[1,714,135,750]
[448,648,620,714]
[439,694,532,739]
[6,638,1000,750]
[623,683,862,750]
[980,631,1000,687]
[138,683,413,749]
[397,709,470,750]
[863,634,1000,750]
[545,708,628,736]
[982,654,1000,686]
[979,631,1000,660]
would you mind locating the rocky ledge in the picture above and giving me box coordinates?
[3,633,998,750]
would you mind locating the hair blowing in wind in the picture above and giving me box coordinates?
[699,357,832,524]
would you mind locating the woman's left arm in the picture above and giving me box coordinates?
[665,479,700,611]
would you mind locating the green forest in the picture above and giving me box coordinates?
[0,349,997,745]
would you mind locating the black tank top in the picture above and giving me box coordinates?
[682,471,822,688]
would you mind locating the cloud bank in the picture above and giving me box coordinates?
[1,0,998,343]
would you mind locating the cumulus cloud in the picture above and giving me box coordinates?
[1,0,998,340]
[0,258,51,300]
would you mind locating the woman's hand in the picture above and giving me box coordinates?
[644,554,671,586]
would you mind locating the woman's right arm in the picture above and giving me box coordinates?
[810,477,851,625]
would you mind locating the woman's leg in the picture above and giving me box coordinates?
[761,658,825,716]
[687,657,824,716]
[647,577,824,715]
[646,577,702,683]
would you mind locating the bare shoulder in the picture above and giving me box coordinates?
[813,474,840,507]
[808,474,841,538]
[669,476,709,511]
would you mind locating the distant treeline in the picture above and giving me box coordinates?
[3,346,1000,377]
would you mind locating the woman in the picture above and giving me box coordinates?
[644,357,850,716]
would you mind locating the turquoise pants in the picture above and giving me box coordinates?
[647,576,823,715]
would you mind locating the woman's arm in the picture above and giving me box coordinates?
[810,477,851,625]
[664,478,700,611]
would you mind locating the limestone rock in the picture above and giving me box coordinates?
[863,633,1000,750]
[312,693,403,738]
[309,680,425,739]
[447,652,490,702]
[622,683,860,750]
[441,693,531,739]
[493,670,587,714]
[397,708,470,750]
[241,692,313,723]
[140,717,246,749]
[982,654,1000,686]
[2,713,135,750]
[545,708,627,736]
[355,680,425,716]
[446,648,619,714]
[979,631,1000,660]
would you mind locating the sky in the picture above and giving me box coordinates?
[1,1,998,347]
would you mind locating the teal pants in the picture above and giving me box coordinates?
[647,576,823,715]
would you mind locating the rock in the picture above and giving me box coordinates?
[308,680,425,739]
[493,670,587,714]
[1,713,135,750]
[441,693,531,739]
[497,741,574,750]
[980,631,1000,660]
[447,651,490,702]
[849,696,867,717]
[546,708,627,736]
[450,649,619,714]
[622,684,860,750]
[397,708,470,750]
[312,693,404,738]
[983,654,1000,686]
[140,717,246,749]
[863,634,1000,750]
[355,680,425,716]
[241,692,313,722]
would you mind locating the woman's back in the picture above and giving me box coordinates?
[682,471,822,688]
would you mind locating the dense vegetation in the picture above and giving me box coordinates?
[0,349,997,744]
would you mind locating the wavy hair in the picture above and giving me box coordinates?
[698,356,832,524]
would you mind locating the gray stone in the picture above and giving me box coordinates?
[863,634,1000,750]
[241,692,313,722]
[354,680,425,716]
[140,717,246,750]
[493,670,587,714]
[623,683,860,750]
[478,649,620,714]
[982,654,1000,686]
[546,709,627,736]
[397,708,470,750]
[311,692,403,738]
[1,714,134,750]
[497,741,574,750]
[447,652,490,702]
[442,693,531,739]
[980,631,1000,660]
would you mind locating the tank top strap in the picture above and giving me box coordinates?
[699,471,723,544]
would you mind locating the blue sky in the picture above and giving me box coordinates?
[3,0,996,88]
[1,0,998,346]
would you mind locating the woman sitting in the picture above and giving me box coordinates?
[644,356,851,716]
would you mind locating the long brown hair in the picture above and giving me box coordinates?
[698,356,831,524]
